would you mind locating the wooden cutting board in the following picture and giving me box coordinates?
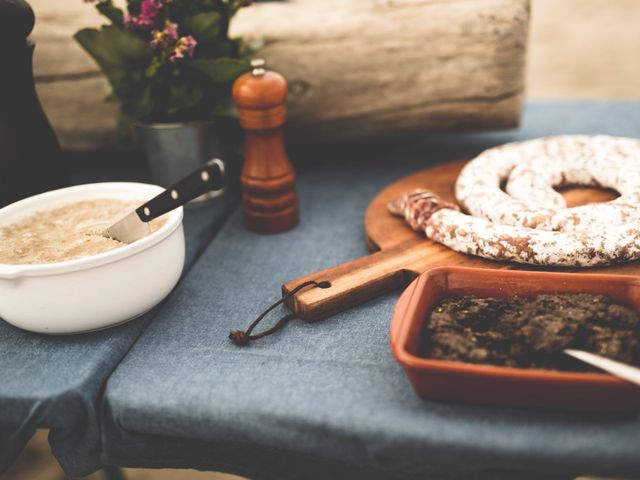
[282,159,640,320]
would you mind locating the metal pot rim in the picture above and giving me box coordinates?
[132,120,216,130]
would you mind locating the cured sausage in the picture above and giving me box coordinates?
[455,136,640,232]
[390,135,640,266]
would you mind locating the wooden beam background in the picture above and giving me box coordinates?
[30,0,530,150]
[29,0,640,150]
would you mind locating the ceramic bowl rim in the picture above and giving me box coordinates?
[0,182,183,279]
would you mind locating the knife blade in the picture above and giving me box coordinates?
[102,159,226,244]
[103,210,151,245]
[564,349,640,387]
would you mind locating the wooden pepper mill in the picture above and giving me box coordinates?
[232,59,299,234]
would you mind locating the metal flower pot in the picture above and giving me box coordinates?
[134,121,226,203]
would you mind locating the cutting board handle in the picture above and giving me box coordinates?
[282,242,429,321]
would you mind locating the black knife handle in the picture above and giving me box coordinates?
[136,158,226,222]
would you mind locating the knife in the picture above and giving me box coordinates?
[103,158,226,244]
[564,349,640,387]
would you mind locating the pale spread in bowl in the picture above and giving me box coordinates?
[0,199,166,265]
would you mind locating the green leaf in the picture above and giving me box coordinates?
[99,66,144,99]
[74,25,153,70]
[168,82,204,114]
[145,57,165,79]
[95,0,124,26]
[190,57,250,84]
[181,12,221,44]
[127,0,142,15]
[74,26,155,118]
[193,39,235,59]
[228,37,245,57]
[211,97,237,118]
[126,84,155,118]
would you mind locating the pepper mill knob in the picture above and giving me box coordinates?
[233,58,300,234]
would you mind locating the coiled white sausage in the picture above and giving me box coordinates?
[390,136,640,266]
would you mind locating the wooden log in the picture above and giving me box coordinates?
[30,0,529,149]
[36,76,118,151]
[30,0,115,150]
[231,0,529,142]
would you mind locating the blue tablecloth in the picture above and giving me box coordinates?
[100,102,640,479]
[0,161,237,475]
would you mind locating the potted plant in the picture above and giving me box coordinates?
[75,0,251,189]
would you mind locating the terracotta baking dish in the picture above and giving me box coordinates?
[390,266,640,410]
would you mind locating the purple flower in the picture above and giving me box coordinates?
[125,0,172,30]
[139,0,159,20]
[123,13,135,28]
[164,21,178,41]
[170,36,197,63]
[150,21,179,49]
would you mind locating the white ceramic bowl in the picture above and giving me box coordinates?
[0,183,185,334]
